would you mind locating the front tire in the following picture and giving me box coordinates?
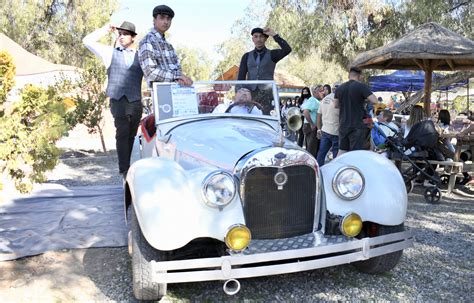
[130,206,167,301]
[353,223,404,274]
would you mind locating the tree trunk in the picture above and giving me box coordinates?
[423,62,433,116]
[97,125,107,153]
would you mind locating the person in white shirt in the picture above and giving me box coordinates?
[83,21,143,179]
[223,87,263,115]
[316,83,340,166]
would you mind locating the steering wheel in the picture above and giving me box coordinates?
[225,100,263,113]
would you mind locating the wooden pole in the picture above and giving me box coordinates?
[468,78,470,113]
[423,60,433,116]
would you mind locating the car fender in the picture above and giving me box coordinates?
[127,157,245,251]
[320,150,407,225]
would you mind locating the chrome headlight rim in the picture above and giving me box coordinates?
[332,166,365,200]
[201,171,236,208]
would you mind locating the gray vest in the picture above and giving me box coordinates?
[246,49,275,90]
[106,49,143,101]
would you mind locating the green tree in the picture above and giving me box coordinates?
[0,51,15,116]
[266,0,471,69]
[214,38,248,78]
[403,0,472,39]
[177,47,213,81]
[66,59,109,152]
[0,0,118,68]
[231,1,270,41]
[0,84,69,193]
[265,0,404,68]
[279,50,347,86]
[214,2,270,78]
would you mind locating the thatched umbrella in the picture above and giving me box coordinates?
[351,22,474,114]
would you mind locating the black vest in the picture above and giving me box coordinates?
[106,49,143,101]
[246,49,276,90]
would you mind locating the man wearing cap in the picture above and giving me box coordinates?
[138,5,192,86]
[83,21,143,179]
[237,27,292,114]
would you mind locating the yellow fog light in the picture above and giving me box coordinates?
[225,224,251,251]
[340,213,363,237]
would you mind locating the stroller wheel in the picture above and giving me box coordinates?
[404,179,414,194]
[424,187,441,203]
[439,174,450,185]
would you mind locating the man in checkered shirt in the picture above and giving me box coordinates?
[138,5,193,86]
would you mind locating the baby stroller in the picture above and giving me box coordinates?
[372,120,443,203]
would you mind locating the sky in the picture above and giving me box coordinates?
[113,0,253,57]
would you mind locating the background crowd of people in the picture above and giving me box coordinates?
[279,68,473,186]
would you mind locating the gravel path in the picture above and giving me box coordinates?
[1,150,473,302]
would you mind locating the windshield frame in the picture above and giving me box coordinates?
[151,80,281,122]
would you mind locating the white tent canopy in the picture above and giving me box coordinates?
[0,33,80,101]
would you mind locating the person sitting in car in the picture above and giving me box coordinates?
[224,87,263,115]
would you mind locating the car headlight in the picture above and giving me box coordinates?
[202,171,236,208]
[225,224,251,251]
[339,213,363,237]
[332,167,365,200]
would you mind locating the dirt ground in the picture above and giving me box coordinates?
[1,181,472,302]
[0,248,135,302]
[1,124,473,302]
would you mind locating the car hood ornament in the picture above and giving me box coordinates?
[274,170,288,190]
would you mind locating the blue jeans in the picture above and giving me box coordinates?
[316,131,339,166]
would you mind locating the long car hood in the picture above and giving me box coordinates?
[168,118,280,170]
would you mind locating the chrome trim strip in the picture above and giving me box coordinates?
[156,113,279,128]
[151,230,413,283]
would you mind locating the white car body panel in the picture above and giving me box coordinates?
[321,150,407,225]
[127,157,245,251]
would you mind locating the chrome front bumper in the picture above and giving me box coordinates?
[151,230,414,283]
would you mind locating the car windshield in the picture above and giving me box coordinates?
[151,81,279,121]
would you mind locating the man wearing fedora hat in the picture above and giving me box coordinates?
[83,21,143,179]
[138,4,192,86]
[237,27,292,114]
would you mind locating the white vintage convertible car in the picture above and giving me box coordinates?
[124,80,413,301]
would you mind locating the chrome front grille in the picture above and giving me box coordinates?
[242,165,316,239]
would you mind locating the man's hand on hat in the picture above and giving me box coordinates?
[108,25,117,33]
[263,28,276,37]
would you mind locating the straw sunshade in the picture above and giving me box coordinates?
[351,22,474,114]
